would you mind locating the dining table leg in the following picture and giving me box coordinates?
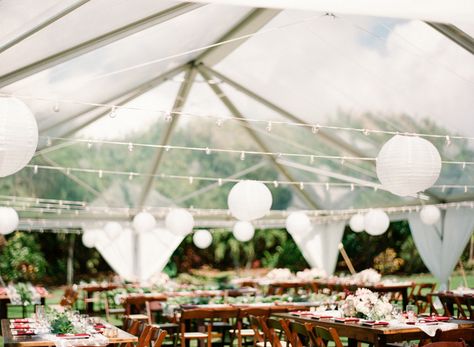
[402,288,409,309]
[0,300,7,321]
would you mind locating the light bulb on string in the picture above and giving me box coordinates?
[462,162,466,170]
[33,165,38,174]
[205,147,211,155]
[442,185,446,192]
[340,157,345,165]
[465,186,468,193]
[165,145,170,152]
[87,141,93,149]
[299,182,304,190]
[240,151,245,160]
[188,176,194,184]
[325,182,330,191]
[128,143,134,152]
[66,168,70,175]
[109,106,117,118]
[218,178,223,186]
[350,183,354,191]
[311,124,320,134]
[53,101,60,112]
[46,137,52,147]
[273,180,279,188]
[363,129,370,136]
[266,121,272,132]
[216,118,223,127]
[163,112,172,122]
[310,155,314,164]
[129,172,134,180]
[98,170,103,178]
[445,135,451,146]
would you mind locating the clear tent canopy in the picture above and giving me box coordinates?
[1,0,474,232]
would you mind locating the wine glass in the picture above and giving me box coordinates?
[392,305,403,322]
[406,304,416,322]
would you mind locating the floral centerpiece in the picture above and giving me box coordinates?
[7,283,42,306]
[296,268,327,281]
[341,288,393,320]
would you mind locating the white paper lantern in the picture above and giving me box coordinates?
[376,135,441,197]
[420,205,441,225]
[227,180,272,221]
[82,230,98,248]
[133,212,156,232]
[0,97,39,177]
[0,207,19,235]
[193,229,213,249]
[233,221,255,242]
[285,212,312,235]
[349,214,365,233]
[104,222,122,240]
[364,209,390,236]
[165,209,194,235]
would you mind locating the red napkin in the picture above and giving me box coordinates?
[334,317,359,323]
[434,316,450,321]
[11,324,31,329]
[361,321,389,326]
[11,319,33,323]
[11,330,36,336]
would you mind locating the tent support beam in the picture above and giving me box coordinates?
[136,67,197,208]
[0,0,91,54]
[426,22,474,55]
[199,64,368,159]
[195,8,280,66]
[201,65,443,203]
[37,64,187,154]
[198,65,321,209]
[0,2,203,88]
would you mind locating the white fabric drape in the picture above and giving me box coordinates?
[95,228,184,282]
[288,222,345,275]
[408,207,474,289]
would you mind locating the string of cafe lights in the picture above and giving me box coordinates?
[4,196,474,224]
[24,164,474,193]
[2,91,474,145]
[39,136,474,168]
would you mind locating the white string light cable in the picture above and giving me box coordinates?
[23,163,474,193]
[2,91,473,146]
[35,136,474,168]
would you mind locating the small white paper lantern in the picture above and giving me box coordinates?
[227,180,272,221]
[0,97,39,177]
[193,229,213,249]
[104,222,122,240]
[286,212,312,235]
[420,205,441,225]
[233,221,255,242]
[349,214,365,233]
[0,207,19,235]
[82,230,98,248]
[165,209,194,235]
[376,135,441,196]
[364,209,390,236]
[133,212,156,232]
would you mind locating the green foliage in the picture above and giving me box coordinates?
[50,312,75,334]
[0,233,47,282]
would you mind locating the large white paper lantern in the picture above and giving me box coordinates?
[349,214,365,233]
[193,229,213,249]
[364,209,390,236]
[165,209,194,235]
[233,221,255,242]
[0,207,19,235]
[227,180,272,221]
[133,212,156,232]
[376,135,441,196]
[420,205,441,225]
[104,222,122,240]
[0,97,38,177]
[286,212,312,235]
[82,230,99,248]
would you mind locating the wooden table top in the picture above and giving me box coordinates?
[274,312,474,347]
[1,319,137,347]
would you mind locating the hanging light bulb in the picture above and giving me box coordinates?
[128,143,134,152]
[299,182,304,190]
[165,145,170,152]
[363,129,370,136]
[240,151,245,160]
[98,170,103,178]
[266,121,272,132]
[188,176,194,184]
[87,141,93,149]
[109,106,117,118]
[205,147,211,155]
[273,180,279,188]
[129,172,134,180]
[311,124,320,134]
[164,112,172,122]
[310,155,314,164]
[218,178,223,186]
[216,118,223,127]
[445,135,451,146]
[33,165,38,174]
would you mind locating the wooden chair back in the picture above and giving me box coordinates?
[305,324,344,347]
[150,329,168,347]
[434,328,474,345]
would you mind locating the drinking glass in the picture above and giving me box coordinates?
[406,304,416,321]
[35,305,45,322]
[392,305,403,322]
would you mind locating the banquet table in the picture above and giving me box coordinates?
[312,280,413,308]
[1,318,137,346]
[274,312,474,347]
[79,284,122,313]
[0,289,49,320]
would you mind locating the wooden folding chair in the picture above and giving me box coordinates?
[230,308,270,347]
[304,323,344,347]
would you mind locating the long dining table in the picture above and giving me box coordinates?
[1,318,137,347]
[273,312,474,347]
